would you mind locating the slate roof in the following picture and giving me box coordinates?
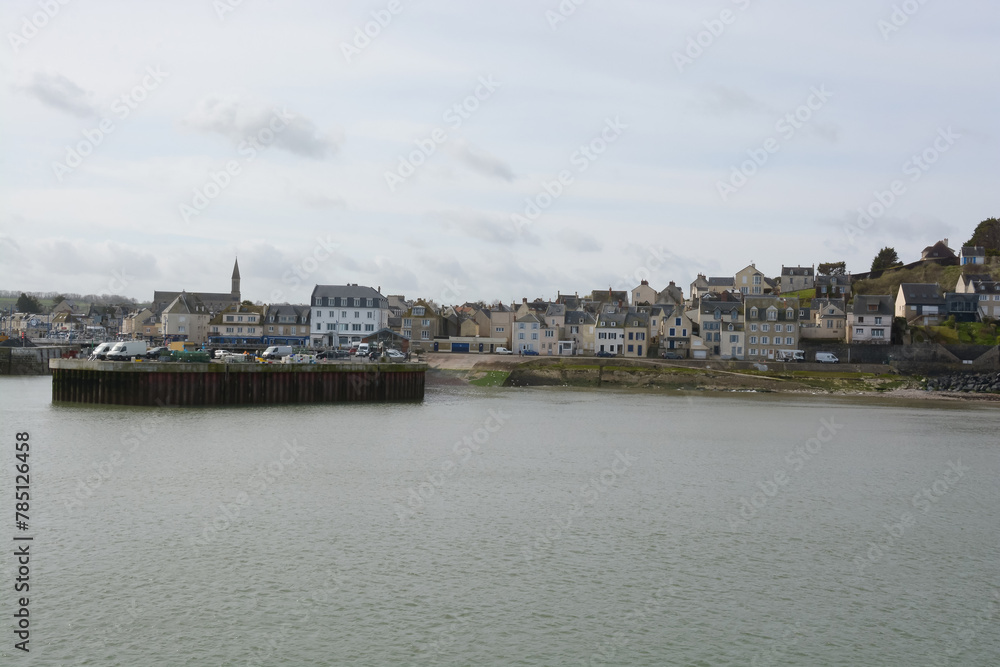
[624,312,649,327]
[921,240,956,260]
[312,284,386,302]
[163,292,209,315]
[961,246,985,257]
[850,294,894,317]
[898,283,944,304]
[596,311,627,327]
[781,266,814,277]
[264,304,310,324]
[545,303,566,317]
[564,310,595,325]
[707,277,735,287]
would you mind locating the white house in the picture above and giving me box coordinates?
[310,284,390,348]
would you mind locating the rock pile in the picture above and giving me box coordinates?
[925,372,1000,393]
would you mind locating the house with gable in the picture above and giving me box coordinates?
[514,312,545,353]
[622,311,650,357]
[691,298,742,359]
[262,304,311,346]
[895,283,944,326]
[631,280,657,306]
[848,295,893,344]
[800,298,847,341]
[161,291,211,344]
[960,246,986,266]
[208,302,266,346]
[743,296,800,361]
[920,239,957,262]
[594,310,627,355]
[954,274,1000,319]
[564,310,596,355]
[780,266,815,294]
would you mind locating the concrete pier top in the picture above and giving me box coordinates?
[49,359,426,373]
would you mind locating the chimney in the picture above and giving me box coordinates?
[522,297,527,304]
[641,279,648,286]
[943,238,949,247]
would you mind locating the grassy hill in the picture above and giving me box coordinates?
[852,263,1000,298]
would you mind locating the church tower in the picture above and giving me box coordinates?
[231,258,241,301]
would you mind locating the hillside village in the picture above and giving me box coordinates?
[4,238,999,361]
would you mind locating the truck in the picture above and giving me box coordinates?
[776,349,805,363]
[815,352,839,364]
[106,341,148,361]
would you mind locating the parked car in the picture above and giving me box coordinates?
[355,343,370,357]
[522,349,539,356]
[316,349,350,360]
[595,350,615,358]
[495,347,513,355]
[145,346,168,359]
[815,352,839,364]
[106,341,147,361]
[662,351,683,359]
[387,349,405,360]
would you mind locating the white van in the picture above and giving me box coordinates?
[89,342,113,360]
[815,352,839,364]
[355,343,370,357]
[106,341,147,361]
[261,345,293,360]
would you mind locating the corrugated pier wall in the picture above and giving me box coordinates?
[50,359,426,406]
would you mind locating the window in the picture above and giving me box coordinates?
[874,317,882,325]
[365,324,374,332]
[226,327,234,333]
[750,336,758,344]
[750,308,758,318]
[570,326,578,334]
[531,323,538,329]
[352,324,361,331]
[226,315,235,322]
[545,330,554,337]
[682,329,687,336]
[367,312,374,319]
[237,327,243,333]
[628,332,634,340]
[749,348,757,356]
[855,327,865,336]
[753,275,761,285]
[519,332,525,340]
[327,323,335,331]
[531,333,538,340]
[403,329,411,338]
[316,323,322,331]
[762,336,769,345]
[314,298,321,306]
[598,332,607,339]
[422,319,430,327]
[366,299,373,307]
[774,324,782,332]
[730,335,739,343]
[675,318,681,326]
[669,328,676,336]
[421,331,429,340]
[627,345,634,352]
[178,325,185,333]
[341,311,347,318]
[872,329,885,338]
[354,311,360,318]
[761,324,769,332]
[767,310,777,321]
[413,307,425,316]
[518,323,525,330]
[786,337,793,345]
[404,318,412,327]
[750,324,757,332]
[495,326,505,333]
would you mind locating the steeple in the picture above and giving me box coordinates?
[231,258,241,301]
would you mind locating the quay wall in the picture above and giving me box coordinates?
[49,359,426,406]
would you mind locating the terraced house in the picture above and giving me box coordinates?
[622,312,650,358]
[743,296,800,361]
[310,284,390,348]
[594,310,627,355]
[848,295,893,344]
[208,302,265,346]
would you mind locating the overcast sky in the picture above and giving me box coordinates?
[1,0,997,305]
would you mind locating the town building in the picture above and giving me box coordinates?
[310,284,390,348]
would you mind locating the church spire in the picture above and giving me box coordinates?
[231,257,241,300]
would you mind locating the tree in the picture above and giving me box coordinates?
[964,217,1000,256]
[870,247,900,272]
[15,293,42,313]
[817,261,846,276]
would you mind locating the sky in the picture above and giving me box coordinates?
[1,0,997,306]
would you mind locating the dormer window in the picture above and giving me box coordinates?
[750,307,758,318]
[413,307,425,316]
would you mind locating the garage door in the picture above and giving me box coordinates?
[452,343,469,353]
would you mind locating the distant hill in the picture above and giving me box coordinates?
[852,262,1000,299]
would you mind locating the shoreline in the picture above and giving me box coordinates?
[421,354,1000,403]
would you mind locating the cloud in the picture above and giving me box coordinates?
[18,72,97,118]
[699,86,777,116]
[557,228,602,252]
[444,140,514,181]
[432,208,538,245]
[184,96,343,158]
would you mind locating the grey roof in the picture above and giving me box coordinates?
[152,290,235,315]
[625,312,649,327]
[781,266,814,277]
[232,258,240,279]
[973,281,1000,295]
[545,303,566,317]
[265,304,310,324]
[564,310,596,325]
[700,300,741,315]
[312,284,386,301]
[850,294,894,316]
[921,240,956,259]
[815,275,852,286]
[744,296,799,322]
[812,298,846,315]
[515,312,544,323]
[899,283,944,304]
[945,292,979,304]
[163,292,208,315]
[596,311,627,327]
[961,246,985,257]
[707,276,735,287]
